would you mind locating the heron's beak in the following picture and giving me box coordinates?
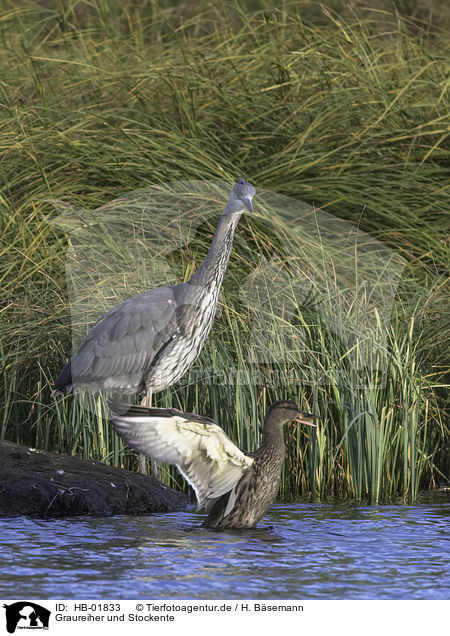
[295,413,319,427]
[242,196,253,212]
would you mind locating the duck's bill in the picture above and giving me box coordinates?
[295,413,319,427]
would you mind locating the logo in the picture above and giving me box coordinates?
[3,603,50,634]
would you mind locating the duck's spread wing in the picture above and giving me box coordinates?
[110,402,254,510]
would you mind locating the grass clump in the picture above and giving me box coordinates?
[0,0,448,502]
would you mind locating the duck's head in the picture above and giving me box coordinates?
[264,400,319,431]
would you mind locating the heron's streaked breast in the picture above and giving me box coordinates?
[145,289,220,392]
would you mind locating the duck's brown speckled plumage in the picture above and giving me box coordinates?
[111,399,318,529]
[203,402,293,528]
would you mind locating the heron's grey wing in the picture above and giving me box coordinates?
[110,402,254,510]
[69,285,187,390]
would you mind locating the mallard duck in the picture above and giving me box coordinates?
[109,400,318,528]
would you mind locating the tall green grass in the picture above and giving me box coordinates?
[0,0,448,502]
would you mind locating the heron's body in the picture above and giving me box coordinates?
[54,281,215,395]
[110,400,318,529]
[51,181,254,397]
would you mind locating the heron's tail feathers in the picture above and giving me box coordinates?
[51,361,73,397]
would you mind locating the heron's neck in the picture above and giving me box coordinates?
[189,212,242,291]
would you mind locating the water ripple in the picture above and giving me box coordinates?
[0,502,449,599]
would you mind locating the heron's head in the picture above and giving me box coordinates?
[264,400,319,432]
[224,178,255,214]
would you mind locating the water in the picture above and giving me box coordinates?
[1,501,449,600]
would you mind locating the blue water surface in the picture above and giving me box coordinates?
[1,500,448,599]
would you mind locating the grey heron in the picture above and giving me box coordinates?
[110,400,318,528]
[51,179,255,476]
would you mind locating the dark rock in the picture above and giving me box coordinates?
[0,439,189,518]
